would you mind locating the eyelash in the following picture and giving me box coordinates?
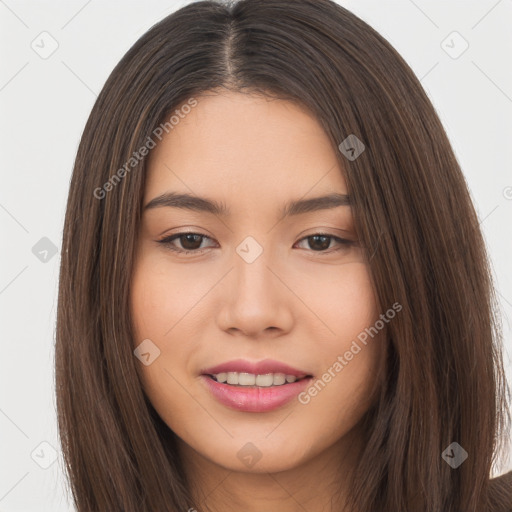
[157,231,355,256]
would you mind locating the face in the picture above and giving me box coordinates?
[130,90,385,475]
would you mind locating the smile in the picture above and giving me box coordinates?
[200,359,314,412]
[209,372,307,387]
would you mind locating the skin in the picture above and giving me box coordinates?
[130,90,387,512]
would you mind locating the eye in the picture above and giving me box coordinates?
[157,232,216,254]
[157,231,354,255]
[294,233,355,253]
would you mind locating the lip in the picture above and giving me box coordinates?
[200,359,313,413]
[200,374,313,412]
[201,358,311,379]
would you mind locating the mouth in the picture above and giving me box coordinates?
[200,358,312,381]
[205,372,312,387]
[199,359,314,412]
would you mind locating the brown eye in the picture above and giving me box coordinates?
[157,231,354,256]
[176,233,204,250]
[306,235,331,251]
[294,234,354,253]
[158,232,214,254]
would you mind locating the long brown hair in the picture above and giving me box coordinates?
[55,0,511,510]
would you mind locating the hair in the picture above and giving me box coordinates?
[55,0,511,510]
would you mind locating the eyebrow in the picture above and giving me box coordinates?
[143,191,351,218]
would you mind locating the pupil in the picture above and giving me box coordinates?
[182,234,202,250]
[310,235,330,251]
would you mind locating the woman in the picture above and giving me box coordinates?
[55,0,512,510]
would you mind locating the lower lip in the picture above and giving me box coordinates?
[201,375,312,412]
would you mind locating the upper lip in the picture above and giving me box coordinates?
[201,359,312,378]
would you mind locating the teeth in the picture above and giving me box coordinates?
[255,374,274,387]
[227,372,238,385]
[212,372,299,386]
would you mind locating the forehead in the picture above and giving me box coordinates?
[144,91,347,204]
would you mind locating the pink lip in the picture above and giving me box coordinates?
[201,358,311,378]
[200,359,313,413]
[201,375,313,412]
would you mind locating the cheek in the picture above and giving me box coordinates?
[298,263,384,418]
[305,261,379,341]
[129,256,198,426]
[129,250,213,401]
[130,251,211,344]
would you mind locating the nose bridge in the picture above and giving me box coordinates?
[232,234,277,302]
[216,234,293,335]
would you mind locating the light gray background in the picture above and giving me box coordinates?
[1,1,511,510]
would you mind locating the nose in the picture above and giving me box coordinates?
[216,245,294,338]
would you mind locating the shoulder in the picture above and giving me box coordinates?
[488,470,512,512]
